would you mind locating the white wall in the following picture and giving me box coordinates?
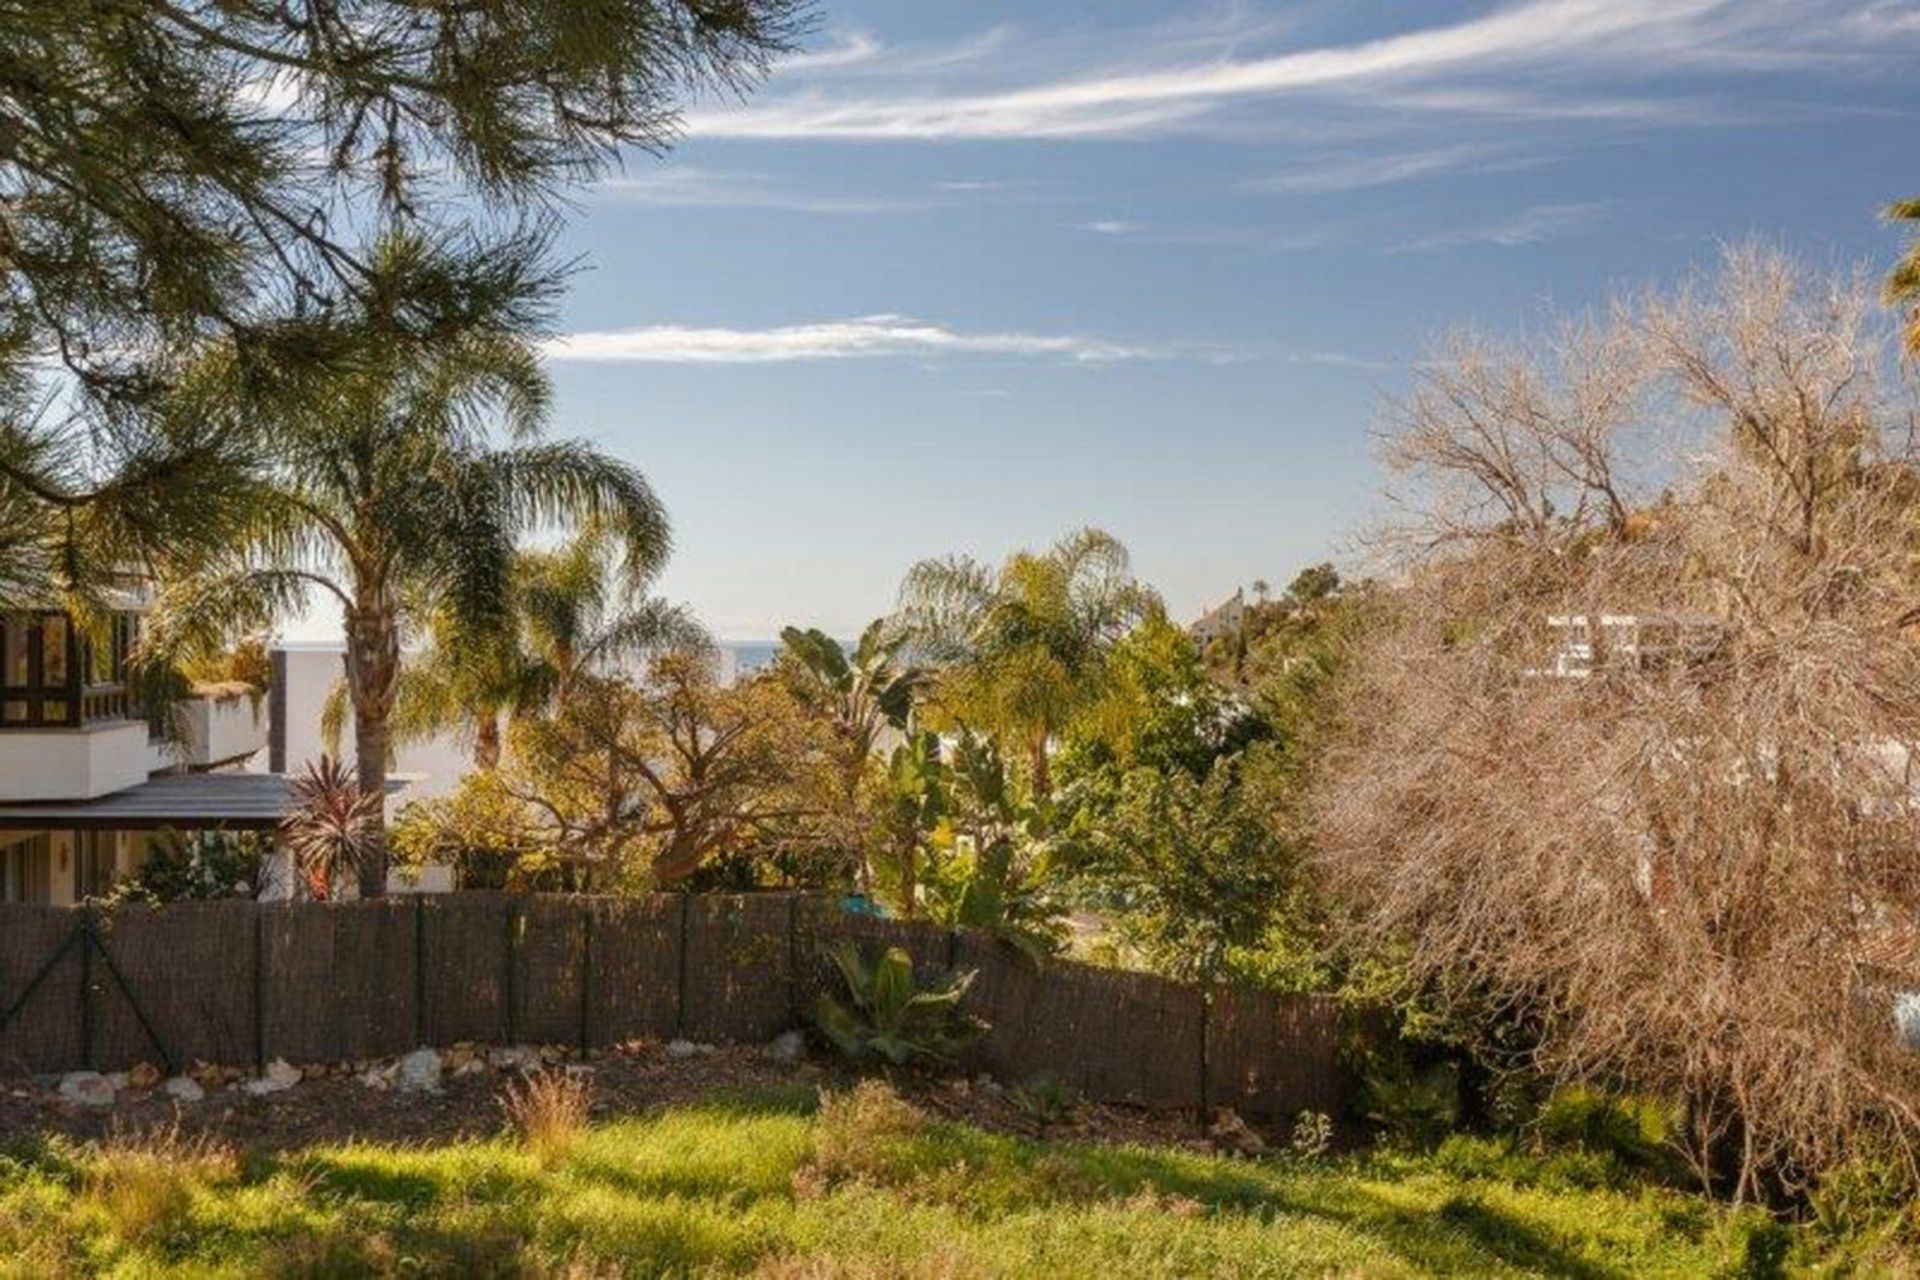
[0,722,151,801]
[266,644,473,802]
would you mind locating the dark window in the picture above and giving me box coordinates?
[0,611,139,727]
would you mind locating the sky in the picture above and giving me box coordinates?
[312,0,1920,641]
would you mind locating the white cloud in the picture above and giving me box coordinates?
[594,168,920,215]
[774,32,884,72]
[1080,220,1143,235]
[541,315,1158,364]
[1395,201,1607,251]
[1250,144,1540,194]
[688,1,1911,142]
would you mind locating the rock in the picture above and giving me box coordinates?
[57,1071,117,1109]
[357,1063,397,1091]
[764,1030,806,1064]
[1208,1107,1268,1157]
[105,1072,130,1091]
[563,1063,595,1080]
[396,1047,442,1094]
[487,1045,544,1073]
[665,1039,714,1060]
[126,1061,163,1091]
[243,1059,301,1097]
[444,1043,479,1071]
[162,1076,205,1104]
[452,1058,489,1079]
[188,1061,223,1088]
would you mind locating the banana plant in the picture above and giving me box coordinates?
[812,941,983,1067]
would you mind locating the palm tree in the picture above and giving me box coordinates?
[150,235,670,896]
[323,521,703,771]
[895,527,1157,798]
[1886,198,1920,353]
[777,619,921,781]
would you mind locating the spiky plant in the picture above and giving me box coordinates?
[281,758,384,901]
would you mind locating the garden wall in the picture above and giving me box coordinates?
[0,894,1355,1120]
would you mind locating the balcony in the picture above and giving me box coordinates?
[172,688,269,770]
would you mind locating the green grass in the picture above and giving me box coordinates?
[0,1084,1872,1278]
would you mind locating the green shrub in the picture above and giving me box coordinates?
[1808,1152,1917,1244]
[1718,1207,1791,1280]
[1008,1074,1079,1126]
[1533,1085,1682,1183]
[812,942,985,1068]
[1357,1045,1460,1148]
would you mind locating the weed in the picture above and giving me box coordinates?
[503,1069,592,1165]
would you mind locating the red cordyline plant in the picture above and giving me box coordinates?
[281,758,383,900]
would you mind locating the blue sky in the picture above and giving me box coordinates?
[496,1,1916,639]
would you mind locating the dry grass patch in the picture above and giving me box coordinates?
[84,1122,237,1247]
[502,1069,592,1165]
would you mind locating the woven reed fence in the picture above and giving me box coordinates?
[0,893,1354,1119]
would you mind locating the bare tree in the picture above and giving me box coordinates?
[1319,245,1920,1201]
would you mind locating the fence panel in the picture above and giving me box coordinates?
[420,895,510,1046]
[0,896,1360,1123]
[680,894,796,1043]
[0,907,82,1073]
[91,902,255,1071]
[587,895,680,1044]
[329,901,418,1061]
[519,896,586,1046]
[1208,986,1351,1120]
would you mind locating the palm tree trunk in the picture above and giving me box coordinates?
[475,715,502,771]
[1029,733,1052,800]
[344,594,400,898]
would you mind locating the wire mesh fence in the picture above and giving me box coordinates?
[0,893,1354,1118]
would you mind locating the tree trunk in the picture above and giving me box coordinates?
[1029,733,1052,800]
[344,594,400,898]
[474,715,502,771]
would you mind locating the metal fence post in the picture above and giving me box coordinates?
[1197,984,1214,1125]
[413,896,427,1046]
[78,909,95,1072]
[673,892,691,1038]
[252,907,266,1072]
[505,900,523,1046]
[577,900,594,1055]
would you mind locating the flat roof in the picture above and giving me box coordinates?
[0,773,297,831]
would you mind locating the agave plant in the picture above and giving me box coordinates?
[281,758,384,900]
[812,942,984,1068]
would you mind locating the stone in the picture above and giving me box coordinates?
[452,1058,489,1079]
[243,1059,301,1097]
[104,1072,130,1091]
[665,1039,714,1060]
[764,1030,806,1064]
[1208,1107,1268,1157]
[125,1061,163,1091]
[57,1071,117,1109]
[357,1063,397,1091]
[487,1045,544,1073]
[161,1076,205,1104]
[396,1047,442,1094]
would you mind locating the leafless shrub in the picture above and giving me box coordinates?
[1320,244,1920,1202]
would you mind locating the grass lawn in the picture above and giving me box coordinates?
[0,1081,1849,1278]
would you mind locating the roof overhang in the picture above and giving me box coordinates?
[0,772,296,831]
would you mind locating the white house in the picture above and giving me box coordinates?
[0,592,275,905]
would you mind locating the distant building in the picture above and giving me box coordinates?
[1190,589,1247,650]
[1539,612,1724,679]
